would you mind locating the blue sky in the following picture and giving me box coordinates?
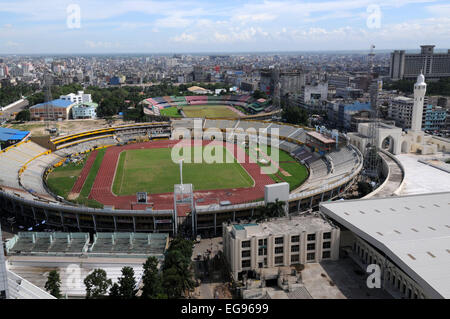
[0,0,449,54]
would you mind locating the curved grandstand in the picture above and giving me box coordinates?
[0,119,367,236]
[143,95,275,117]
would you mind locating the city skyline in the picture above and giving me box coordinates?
[1,0,450,54]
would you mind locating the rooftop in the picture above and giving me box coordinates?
[320,192,450,299]
[229,215,335,239]
[30,99,75,109]
[0,127,30,142]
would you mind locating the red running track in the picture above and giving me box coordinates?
[70,150,98,194]
[89,140,274,210]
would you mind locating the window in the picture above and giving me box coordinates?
[307,253,315,261]
[258,239,267,246]
[275,247,284,254]
[307,234,316,241]
[258,248,267,256]
[322,251,331,259]
[291,254,300,263]
[242,260,251,268]
[323,232,332,240]
[242,241,251,248]
[275,256,284,265]
[275,237,284,245]
[291,245,300,252]
[242,250,251,258]
[323,242,331,249]
[307,243,315,251]
[291,235,300,243]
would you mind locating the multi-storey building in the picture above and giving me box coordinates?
[223,215,340,280]
[423,105,447,131]
[71,102,98,119]
[60,91,92,104]
[390,45,450,80]
[388,96,415,130]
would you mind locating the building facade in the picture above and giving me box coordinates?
[71,102,98,119]
[223,215,340,280]
[390,45,450,80]
[30,99,76,121]
[60,91,92,104]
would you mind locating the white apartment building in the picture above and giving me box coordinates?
[71,102,98,119]
[223,215,340,280]
[60,91,92,104]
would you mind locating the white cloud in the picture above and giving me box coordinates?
[171,32,196,43]
[85,40,121,49]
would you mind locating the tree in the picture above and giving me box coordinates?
[252,90,267,100]
[118,266,137,299]
[109,283,120,299]
[45,270,62,299]
[162,267,185,299]
[256,199,286,221]
[141,256,163,299]
[161,237,195,299]
[84,269,112,299]
[15,109,31,121]
[282,105,308,125]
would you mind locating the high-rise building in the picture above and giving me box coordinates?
[390,45,450,80]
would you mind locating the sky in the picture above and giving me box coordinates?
[0,0,449,54]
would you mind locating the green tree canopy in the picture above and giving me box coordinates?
[84,268,112,299]
[141,256,163,299]
[282,105,308,125]
[44,270,62,299]
[118,266,137,299]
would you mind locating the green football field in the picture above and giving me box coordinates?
[182,105,239,118]
[246,145,309,191]
[112,145,254,195]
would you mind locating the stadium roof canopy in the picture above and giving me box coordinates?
[30,99,75,109]
[0,127,30,142]
[320,192,450,299]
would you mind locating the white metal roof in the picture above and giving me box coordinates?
[320,192,450,299]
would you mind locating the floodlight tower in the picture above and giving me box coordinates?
[43,73,54,129]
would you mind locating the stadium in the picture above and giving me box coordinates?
[0,113,375,237]
[143,95,274,118]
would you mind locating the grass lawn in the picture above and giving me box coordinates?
[245,145,308,191]
[46,149,106,209]
[160,107,183,117]
[47,159,87,198]
[112,145,254,195]
[182,105,239,118]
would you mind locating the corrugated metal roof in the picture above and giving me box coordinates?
[30,99,75,109]
[0,127,30,142]
[320,192,450,299]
